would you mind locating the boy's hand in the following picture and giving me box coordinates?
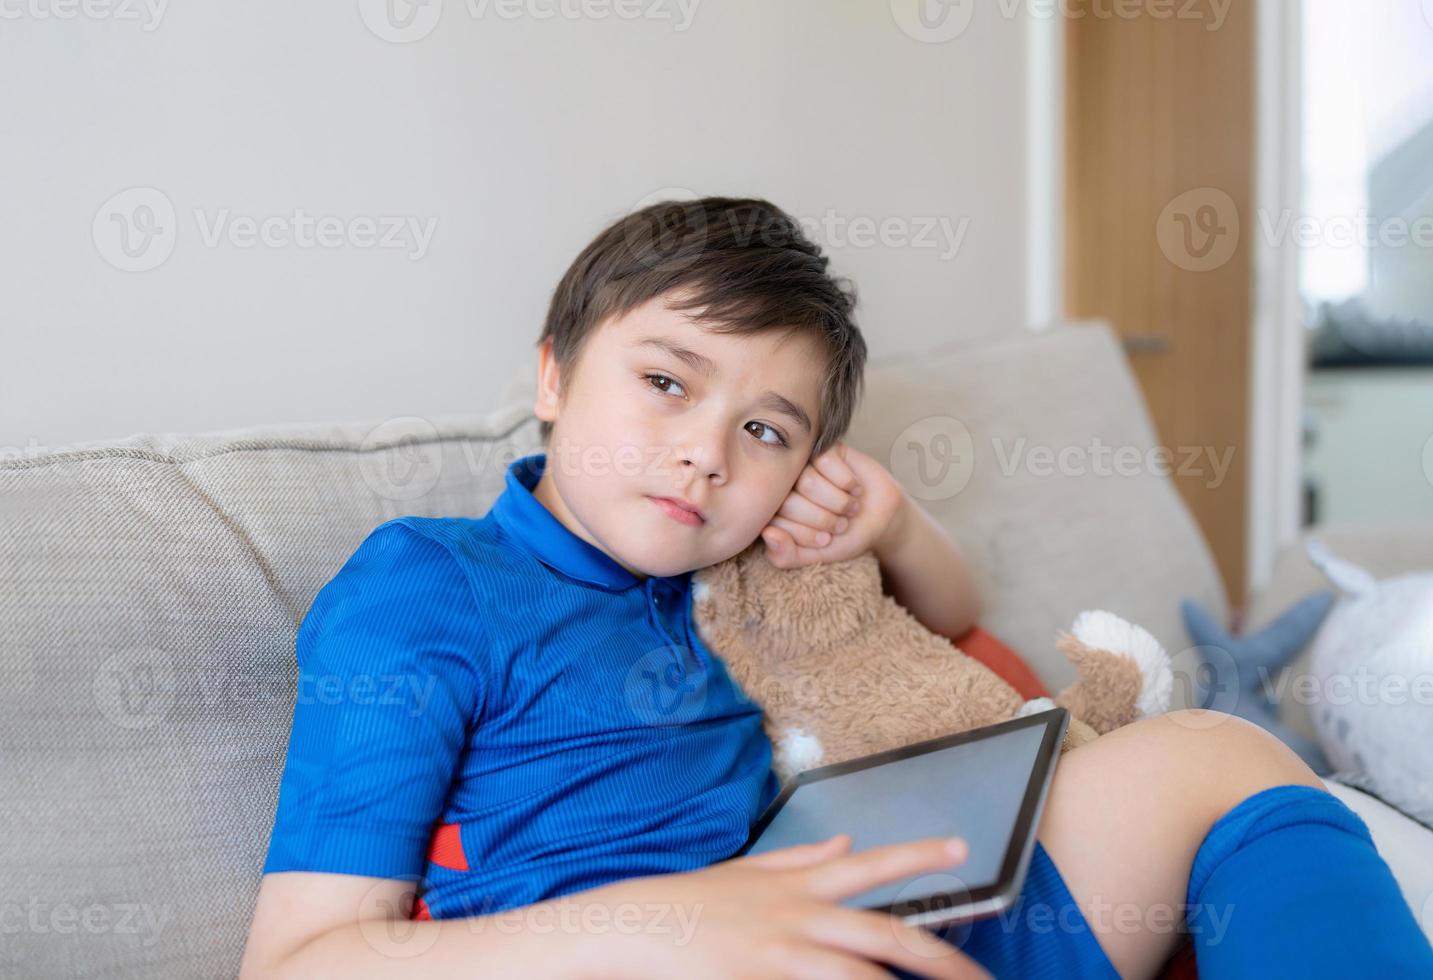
[761,441,909,569]
[592,833,990,979]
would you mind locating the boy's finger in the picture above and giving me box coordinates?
[760,527,790,563]
[778,490,850,534]
[796,837,970,901]
[772,948,892,980]
[771,515,834,550]
[795,467,857,519]
[800,908,989,980]
[812,449,861,497]
[762,527,830,569]
[761,527,809,568]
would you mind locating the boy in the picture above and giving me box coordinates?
[242,198,1431,978]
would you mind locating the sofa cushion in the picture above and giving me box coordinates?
[1322,776,1433,945]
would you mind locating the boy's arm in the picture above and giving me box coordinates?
[240,872,592,979]
[872,492,981,643]
[241,836,987,980]
[759,442,981,642]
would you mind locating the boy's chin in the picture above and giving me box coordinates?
[612,531,762,579]
[680,535,766,574]
[615,541,721,580]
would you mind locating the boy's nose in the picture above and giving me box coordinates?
[677,439,728,486]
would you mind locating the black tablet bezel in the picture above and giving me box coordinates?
[732,706,1069,924]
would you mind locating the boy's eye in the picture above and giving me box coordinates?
[644,372,685,398]
[746,421,789,448]
[643,373,790,449]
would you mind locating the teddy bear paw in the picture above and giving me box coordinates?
[778,727,825,774]
[1070,610,1174,717]
[1017,696,1057,718]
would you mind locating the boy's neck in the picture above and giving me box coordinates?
[530,455,649,583]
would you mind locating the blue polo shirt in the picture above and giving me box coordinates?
[262,451,780,918]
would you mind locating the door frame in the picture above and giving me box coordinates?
[1247,0,1306,594]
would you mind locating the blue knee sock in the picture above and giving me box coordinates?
[1186,783,1433,976]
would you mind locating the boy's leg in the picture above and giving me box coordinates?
[1027,708,1327,978]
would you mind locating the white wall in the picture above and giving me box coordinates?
[1,1,1051,450]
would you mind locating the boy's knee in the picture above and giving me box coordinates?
[1055,710,1323,819]
[1131,710,1325,809]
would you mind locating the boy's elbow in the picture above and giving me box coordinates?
[965,584,982,627]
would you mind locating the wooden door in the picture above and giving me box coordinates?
[1065,1,1255,605]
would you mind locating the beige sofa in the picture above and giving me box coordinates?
[3,323,1428,976]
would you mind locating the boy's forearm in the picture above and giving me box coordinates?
[254,904,628,980]
[872,494,981,642]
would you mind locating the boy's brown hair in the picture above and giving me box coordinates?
[536,196,866,458]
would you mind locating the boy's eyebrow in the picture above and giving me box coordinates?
[631,334,813,434]
[757,392,813,434]
[631,336,718,377]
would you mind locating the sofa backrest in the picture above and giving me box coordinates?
[0,406,543,977]
[0,323,1224,977]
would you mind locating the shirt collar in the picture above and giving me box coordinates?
[493,452,677,593]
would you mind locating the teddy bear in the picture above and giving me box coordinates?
[692,539,1175,784]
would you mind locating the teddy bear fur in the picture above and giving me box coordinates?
[693,539,1173,784]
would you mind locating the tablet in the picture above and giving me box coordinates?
[731,706,1069,928]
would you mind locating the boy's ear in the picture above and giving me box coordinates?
[534,337,562,423]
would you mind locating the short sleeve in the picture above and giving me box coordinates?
[262,520,488,879]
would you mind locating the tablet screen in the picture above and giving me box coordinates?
[741,719,1053,910]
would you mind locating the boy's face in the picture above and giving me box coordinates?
[531,291,825,580]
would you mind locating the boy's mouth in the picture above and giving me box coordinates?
[646,495,706,527]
